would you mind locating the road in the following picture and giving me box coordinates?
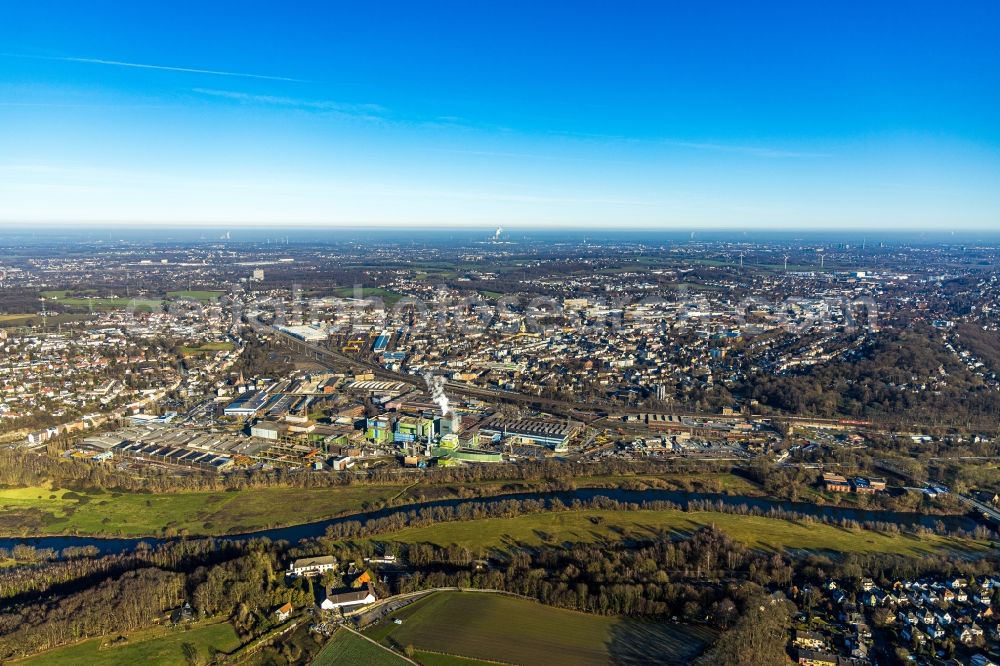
[955,493,1000,523]
[347,586,540,624]
[251,316,897,430]
[249,316,601,422]
[877,458,1000,525]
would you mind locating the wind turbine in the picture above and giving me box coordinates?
[738,252,744,269]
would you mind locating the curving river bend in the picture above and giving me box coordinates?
[0,488,983,558]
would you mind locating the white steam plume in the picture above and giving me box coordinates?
[424,372,450,416]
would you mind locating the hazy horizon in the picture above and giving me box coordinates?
[2,223,999,247]
[2,2,998,228]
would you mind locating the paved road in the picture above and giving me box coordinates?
[877,458,1000,525]
[347,587,539,625]
[250,317,599,422]
[252,316,1000,436]
[252,316,904,430]
[955,494,1000,523]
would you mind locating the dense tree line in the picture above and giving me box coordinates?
[0,538,257,605]
[694,593,795,666]
[0,568,186,659]
[748,327,1000,427]
[0,539,297,661]
[0,287,49,314]
[956,323,1000,377]
[229,329,293,379]
[381,527,793,621]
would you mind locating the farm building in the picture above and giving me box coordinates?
[289,555,338,577]
[321,583,377,610]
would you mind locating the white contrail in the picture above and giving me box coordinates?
[2,53,306,82]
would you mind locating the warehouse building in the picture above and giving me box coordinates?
[478,416,577,451]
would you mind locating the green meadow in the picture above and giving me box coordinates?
[312,628,408,666]
[0,485,406,537]
[366,591,716,666]
[15,621,240,666]
[369,507,987,558]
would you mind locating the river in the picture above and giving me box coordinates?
[0,488,982,558]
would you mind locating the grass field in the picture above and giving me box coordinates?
[332,286,405,307]
[0,314,35,324]
[367,591,716,666]
[180,340,236,355]
[368,508,987,557]
[0,485,408,537]
[166,290,225,301]
[0,312,96,328]
[0,472,748,537]
[313,628,408,666]
[15,620,240,666]
[41,291,162,312]
[0,481,594,537]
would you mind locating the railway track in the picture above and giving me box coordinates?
[250,317,996,433]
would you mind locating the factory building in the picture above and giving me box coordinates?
[275,324,328,342]
[224,390,270,417]
[393,415,436,443]
[478,416,577,451]
[366,416,392,444]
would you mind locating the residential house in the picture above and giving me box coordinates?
[350,570,373,588]
[274,602,293,621]
[796,649,868,666]
[793,630,826,650]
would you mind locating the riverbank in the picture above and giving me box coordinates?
[0,486,988,560]
[0,472,758,539]
[358,507,988,557]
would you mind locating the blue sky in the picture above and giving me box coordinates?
[1,1,998,229]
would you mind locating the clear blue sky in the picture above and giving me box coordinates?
[1,1,998,229]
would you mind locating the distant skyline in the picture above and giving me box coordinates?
[1,1,998,229]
